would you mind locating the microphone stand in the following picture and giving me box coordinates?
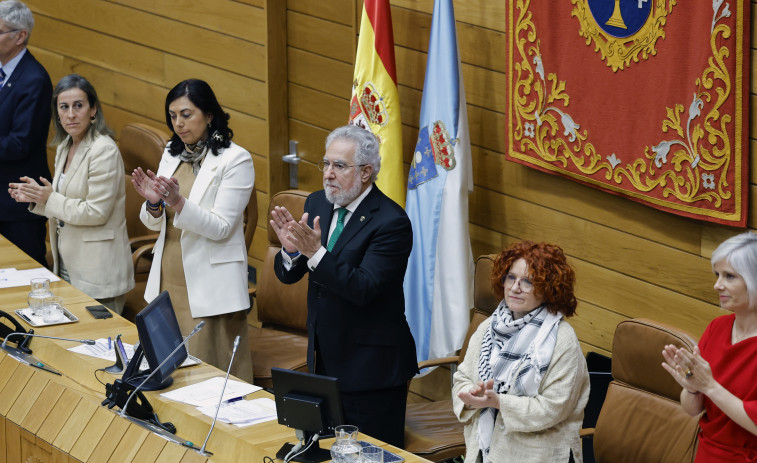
[119,321,205,419]
[199,335,240,456]
[0,332,96,375]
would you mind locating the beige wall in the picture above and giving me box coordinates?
[25,1,752,359]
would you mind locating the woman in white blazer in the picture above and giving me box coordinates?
[131,79,254,382]
[9,74,134,313]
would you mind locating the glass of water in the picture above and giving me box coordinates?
[330,425,361,463]
[41,296,64,324]
[360,445,384,463]
[27,278,52,317]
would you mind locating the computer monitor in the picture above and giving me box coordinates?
[123,291,188,391]
[271,367,345,463]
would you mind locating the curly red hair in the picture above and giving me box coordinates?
[490,241,577,317]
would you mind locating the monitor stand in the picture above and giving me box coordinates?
[276,430,331,463]
[122,345,173,391]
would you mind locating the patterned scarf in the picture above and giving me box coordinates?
[179,141,208,175]
[475,300,562,463]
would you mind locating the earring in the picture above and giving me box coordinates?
[212,130,223,142]
[90,116,96,122]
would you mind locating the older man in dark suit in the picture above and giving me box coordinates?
[272,125,417,448]
[0,0,52,265]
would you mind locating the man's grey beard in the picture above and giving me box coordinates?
[324,173,363,206]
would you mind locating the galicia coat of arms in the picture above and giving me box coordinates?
[408,120,456,190]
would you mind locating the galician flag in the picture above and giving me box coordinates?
[348,0,405,207]
[403,0,474,366]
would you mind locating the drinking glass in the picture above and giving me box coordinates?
[41,296,64,324]
[360,445,383,463]
[27,278,52,317]
[330,425,361,463]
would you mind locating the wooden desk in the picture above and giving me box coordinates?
[0,235,428,463]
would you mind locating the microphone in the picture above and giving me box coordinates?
[0,332,96,376]
[1,332,96,350]
[119,321,205,419]
[199,335,241,456]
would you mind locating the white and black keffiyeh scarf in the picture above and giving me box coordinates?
[475,300,562,463]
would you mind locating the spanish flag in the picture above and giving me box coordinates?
[349,0,405,207]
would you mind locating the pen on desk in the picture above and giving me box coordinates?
[108,336,111,350]
[222,395,245,405]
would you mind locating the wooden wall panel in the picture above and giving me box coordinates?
[24,0,282,279]
[287,11,354,63]
[30,0,751,403]
[282,0,753,402]
[112,0,267,44]
[288,0,354,25]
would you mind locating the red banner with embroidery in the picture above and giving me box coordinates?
[506,0,750,226]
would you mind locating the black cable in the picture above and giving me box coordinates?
[93,367,108,386]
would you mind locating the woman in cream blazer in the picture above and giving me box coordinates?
[9,74,134,313]
[132,79,254,382]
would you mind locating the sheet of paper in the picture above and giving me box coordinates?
[160,377,261,408]
[197,398,277,427]
[0,267,60,289]
[68,338,200,369]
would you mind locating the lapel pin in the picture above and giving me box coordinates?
[360,216,365,222]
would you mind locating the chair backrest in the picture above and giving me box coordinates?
[459,254,500,362]
[120,123,169,173]
[256,190,311,331]
[119,123,170,240]
[593,318,700,463]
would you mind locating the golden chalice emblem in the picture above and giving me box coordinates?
[605,0,627,29]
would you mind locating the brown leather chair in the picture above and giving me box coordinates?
[588,318,700,463]
[403,254,500,461]
[119,123,169,319]
[120,123,169,251]
[249,190,311,388]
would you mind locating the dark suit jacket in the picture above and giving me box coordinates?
[0,50,52,222]
[274,186,418,393]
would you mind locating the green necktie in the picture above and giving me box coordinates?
[327,208,347,251]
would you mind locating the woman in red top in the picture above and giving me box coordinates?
[662,232,757,462]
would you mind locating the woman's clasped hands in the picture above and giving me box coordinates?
[458,378,500,410]
[661,344,714,395]
[132,167,184,210]
[8,176,53,205]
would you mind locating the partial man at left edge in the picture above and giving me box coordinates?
[0,0,52,266]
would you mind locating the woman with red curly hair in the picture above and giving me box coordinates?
[452,241,590,463]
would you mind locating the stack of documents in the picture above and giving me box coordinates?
[0,267,59,289]
[161,377,274,427]
[68,338,200,368]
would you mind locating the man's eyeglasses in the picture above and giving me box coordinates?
[502,273,534,293]
[318,159,366,173]
[0,29,20,36]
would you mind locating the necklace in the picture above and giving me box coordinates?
[732,325,757,343]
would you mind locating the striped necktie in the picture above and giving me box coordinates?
[327,208,347,251]
[0,68,5,90]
